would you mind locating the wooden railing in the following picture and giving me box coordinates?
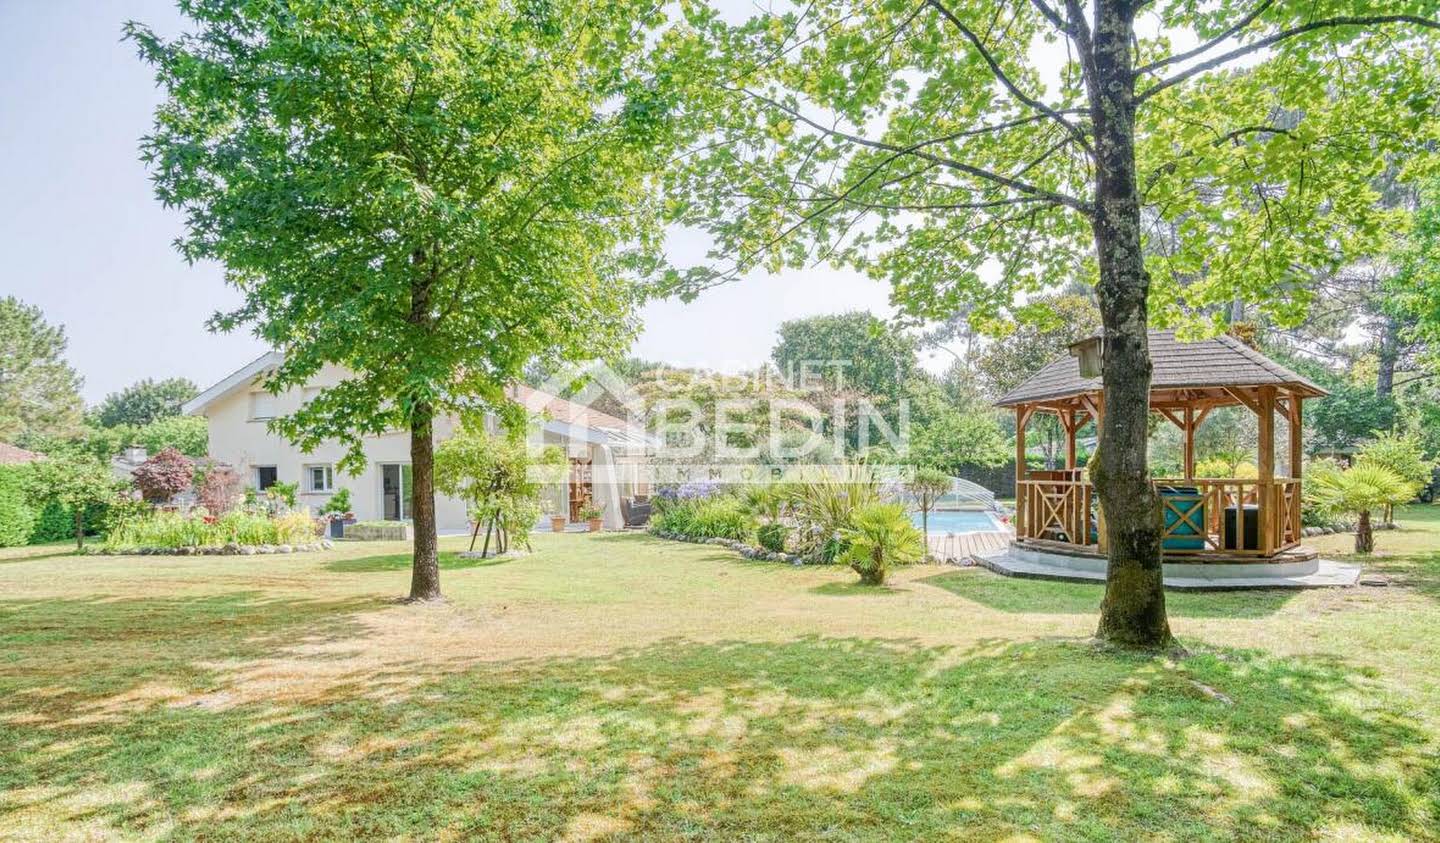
[1016,476,1304,559]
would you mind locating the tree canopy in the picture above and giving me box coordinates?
[0,297,84,444]
[95,378,198,428]
[130,0,692,599]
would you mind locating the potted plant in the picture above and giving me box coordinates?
[579,499,605,533]
[543,499,566,533]
[318,488,355,538]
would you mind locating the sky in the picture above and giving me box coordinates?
[0,0,920,406]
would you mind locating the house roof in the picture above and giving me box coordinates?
[182,351,284,416]
[0,442,41,465]
[994,330,1328,408]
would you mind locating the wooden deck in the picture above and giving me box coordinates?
[928,530,1011,562]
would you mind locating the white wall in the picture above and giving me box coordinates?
[202,364,470,532]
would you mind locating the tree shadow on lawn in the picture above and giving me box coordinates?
[3,602,1436,840]
[325,551,517,573]
[921,569,1301,619]
[809,581,901,596]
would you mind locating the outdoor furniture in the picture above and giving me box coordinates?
[620,496,652,527]
[997,330,1326,561]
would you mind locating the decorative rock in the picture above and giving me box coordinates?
[276,545,293,554]
[238,546,255,555]
[320,540,334,550]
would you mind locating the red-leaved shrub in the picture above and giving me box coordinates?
[196,463,243,516]
[132,447,195,503]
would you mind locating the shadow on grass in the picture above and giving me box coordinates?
[809,581,900,596]
[3,603,1436,840]
[922,569,1300,618]
[325,551,517,573]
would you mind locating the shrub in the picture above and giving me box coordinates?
[756,521,789,552]
[29,500,75,543]
[839,503,924,585]
[266,480,299,510]
[195,463,243,516]
[651,497,752,541]
[0,466,35,547]
[132,447,195,503]
[319,487,353,516]
[783,466,881,559]
[1306,461,1412,554]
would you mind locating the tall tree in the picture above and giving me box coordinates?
[772,311,919,400]
[94,377,198,428]
[674,1,1440,647]
[0,297,84,444]
[131,0,686,600]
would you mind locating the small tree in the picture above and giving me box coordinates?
[434,424,563,554]
[27,453,125,549]
[132,447,194,504]
[1308,463,1412,554]
[1355,431,1433,523]
[906,466,952,545]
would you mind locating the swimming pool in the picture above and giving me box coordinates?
[913,509,1003,534]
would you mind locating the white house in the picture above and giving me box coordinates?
[183,352,656,531]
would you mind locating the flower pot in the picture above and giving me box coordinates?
[587,518,603,533]
[328,519,345,539]
[551,515,567,533]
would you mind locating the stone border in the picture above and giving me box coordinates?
[650,530,808,566]
[90,540,335,557]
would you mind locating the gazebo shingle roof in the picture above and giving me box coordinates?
[994,330,1327,407]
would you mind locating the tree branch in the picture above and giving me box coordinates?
[1029,0,1070,34]
[1135,0,1275,77]
[925,0,1094,158]
[744,90,1093,214]
[1139,14,1440,103]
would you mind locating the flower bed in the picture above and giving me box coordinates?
[650,530,807,566]
[101,510,320,555]
[91,540,333,557]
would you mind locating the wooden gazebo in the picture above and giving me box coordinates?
[995,331,1327,561]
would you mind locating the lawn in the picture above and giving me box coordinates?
[2,511,1439,841]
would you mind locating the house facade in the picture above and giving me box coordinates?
[184,353,655,531]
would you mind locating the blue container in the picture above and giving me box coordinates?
[1158,485,1205,550]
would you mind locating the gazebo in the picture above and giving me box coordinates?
[994,330,1328,562]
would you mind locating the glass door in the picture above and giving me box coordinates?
[381,463,413,521]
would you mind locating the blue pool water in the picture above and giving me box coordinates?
[913,510,1001,534]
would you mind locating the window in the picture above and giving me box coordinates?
[306,464,334,493]
[254,466,278,491]
[249,392,278,420]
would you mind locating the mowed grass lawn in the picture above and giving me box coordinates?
[3,510,1440,841]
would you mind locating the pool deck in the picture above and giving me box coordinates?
[927,529,1012,563]
[970,542,1361,590]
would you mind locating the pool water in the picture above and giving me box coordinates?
[913,510,1002,534]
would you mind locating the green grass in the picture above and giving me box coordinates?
[2,520,1439,840]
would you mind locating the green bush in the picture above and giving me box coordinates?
[29,500,76,543]
[756,522,789,552]
[840,503,924,585]
[651,497,753,541]
[0,466,35,547]
[103,510,316,550]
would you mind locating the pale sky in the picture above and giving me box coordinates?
[0,0,921,405]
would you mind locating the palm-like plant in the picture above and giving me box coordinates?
[1306,462,1412,554]
[783,466,881,560]
[840,503,924,585]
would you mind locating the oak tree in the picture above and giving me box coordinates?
[673,0,1440,647]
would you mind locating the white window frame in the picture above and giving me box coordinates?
[253,465,278,491]
[305,464,335,493]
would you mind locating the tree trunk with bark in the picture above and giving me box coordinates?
[408,401,442,600]
[1086,0,1173,649]
[1376,313,1400,398]
[1354,510,1373,554]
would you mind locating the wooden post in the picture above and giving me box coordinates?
[1288,393,1303,480]
[1064,408,1078,471]
[1015,405,1030,537]
[1257,386,1276,555]
[1182,406,1195,481]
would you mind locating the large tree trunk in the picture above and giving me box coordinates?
[408,402,442,600]
[1086,0,1172,649]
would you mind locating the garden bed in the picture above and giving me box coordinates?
[651,530,808,566]
[90,540,333,556]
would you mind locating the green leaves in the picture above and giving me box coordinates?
[131,0,690,470]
